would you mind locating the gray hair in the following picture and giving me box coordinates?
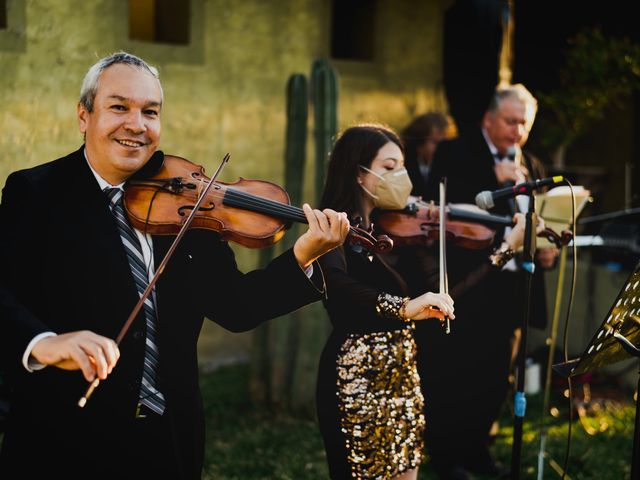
[79,52,162,112]
[487,83,538,132]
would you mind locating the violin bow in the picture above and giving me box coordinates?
[78,153,231,408]
[439,178,451,334]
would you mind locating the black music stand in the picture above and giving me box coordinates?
[553,260,640,479]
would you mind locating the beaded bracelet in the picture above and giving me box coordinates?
[376,293,411,322]
[399,297,410,320]
[489,241,515,268]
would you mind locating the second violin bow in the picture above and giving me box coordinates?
[439,178,451,335]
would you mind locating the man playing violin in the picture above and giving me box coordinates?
[419,84,558,480]
[0,51,348,479]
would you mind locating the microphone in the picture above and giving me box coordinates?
[475,176,565,210]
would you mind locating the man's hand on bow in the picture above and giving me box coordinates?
[31,331,120,382]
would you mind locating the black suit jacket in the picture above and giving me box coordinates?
[424,128,549,330]
[0,147,324,479]
[426,128,512,214]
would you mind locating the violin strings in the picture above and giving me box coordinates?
[158,179,299,219]
[169,179,310,223]
[222,188,365,237]
[224,188,308,222]
[145,178,364,238]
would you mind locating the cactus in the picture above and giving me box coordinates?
[251,73,308,409]
[257,74,308,268]
[252,64,340,414]
[283,73,308,245]
[310,59,338,205]
[271,73,308,406]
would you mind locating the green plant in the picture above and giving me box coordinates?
[535,27,640,165]
[310,59,338,204]
[251,73,309,408]
[283,74,309,212]
[251,61,340,414]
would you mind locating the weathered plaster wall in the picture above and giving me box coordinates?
[0,0,448,363]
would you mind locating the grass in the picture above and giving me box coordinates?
[1,364,632,479]
[201,364,329,480]
[201,364,636,480]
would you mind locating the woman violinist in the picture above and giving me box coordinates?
[315,123,544,480]
[315,124,455,480]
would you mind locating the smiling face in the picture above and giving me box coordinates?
[78,63,162,185]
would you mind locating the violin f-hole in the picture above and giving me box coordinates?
[178,203,215,216]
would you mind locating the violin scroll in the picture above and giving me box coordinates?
[347,223,394,254]
[539,227,573,248]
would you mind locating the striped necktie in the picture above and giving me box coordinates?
[104,187,166,415]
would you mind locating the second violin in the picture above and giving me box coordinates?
[374,200,572,250]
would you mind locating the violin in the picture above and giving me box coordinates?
[123,154,393,253]
[374,200,573,249]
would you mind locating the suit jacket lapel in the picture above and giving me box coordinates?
[59,148,142,335]
[468,130,514,215]
[470,129,501,190]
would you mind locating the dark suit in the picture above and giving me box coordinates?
[415,129,549,473]
[0,147,324,479]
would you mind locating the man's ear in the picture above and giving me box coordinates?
[77,103,88,134]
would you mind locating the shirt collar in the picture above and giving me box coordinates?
[481,128,500,157]
[481,129,519,162]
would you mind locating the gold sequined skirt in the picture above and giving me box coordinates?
[336,327,425,479]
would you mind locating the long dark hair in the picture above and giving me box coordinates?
[319,124,403,219]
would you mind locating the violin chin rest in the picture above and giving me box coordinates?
[131,150,165,180]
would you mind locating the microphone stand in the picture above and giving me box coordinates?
[510,194,537,480]
[537,245,568,480]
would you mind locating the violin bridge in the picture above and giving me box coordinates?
[196,178,205,198]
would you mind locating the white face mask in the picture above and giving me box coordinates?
[359,165,413,210]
